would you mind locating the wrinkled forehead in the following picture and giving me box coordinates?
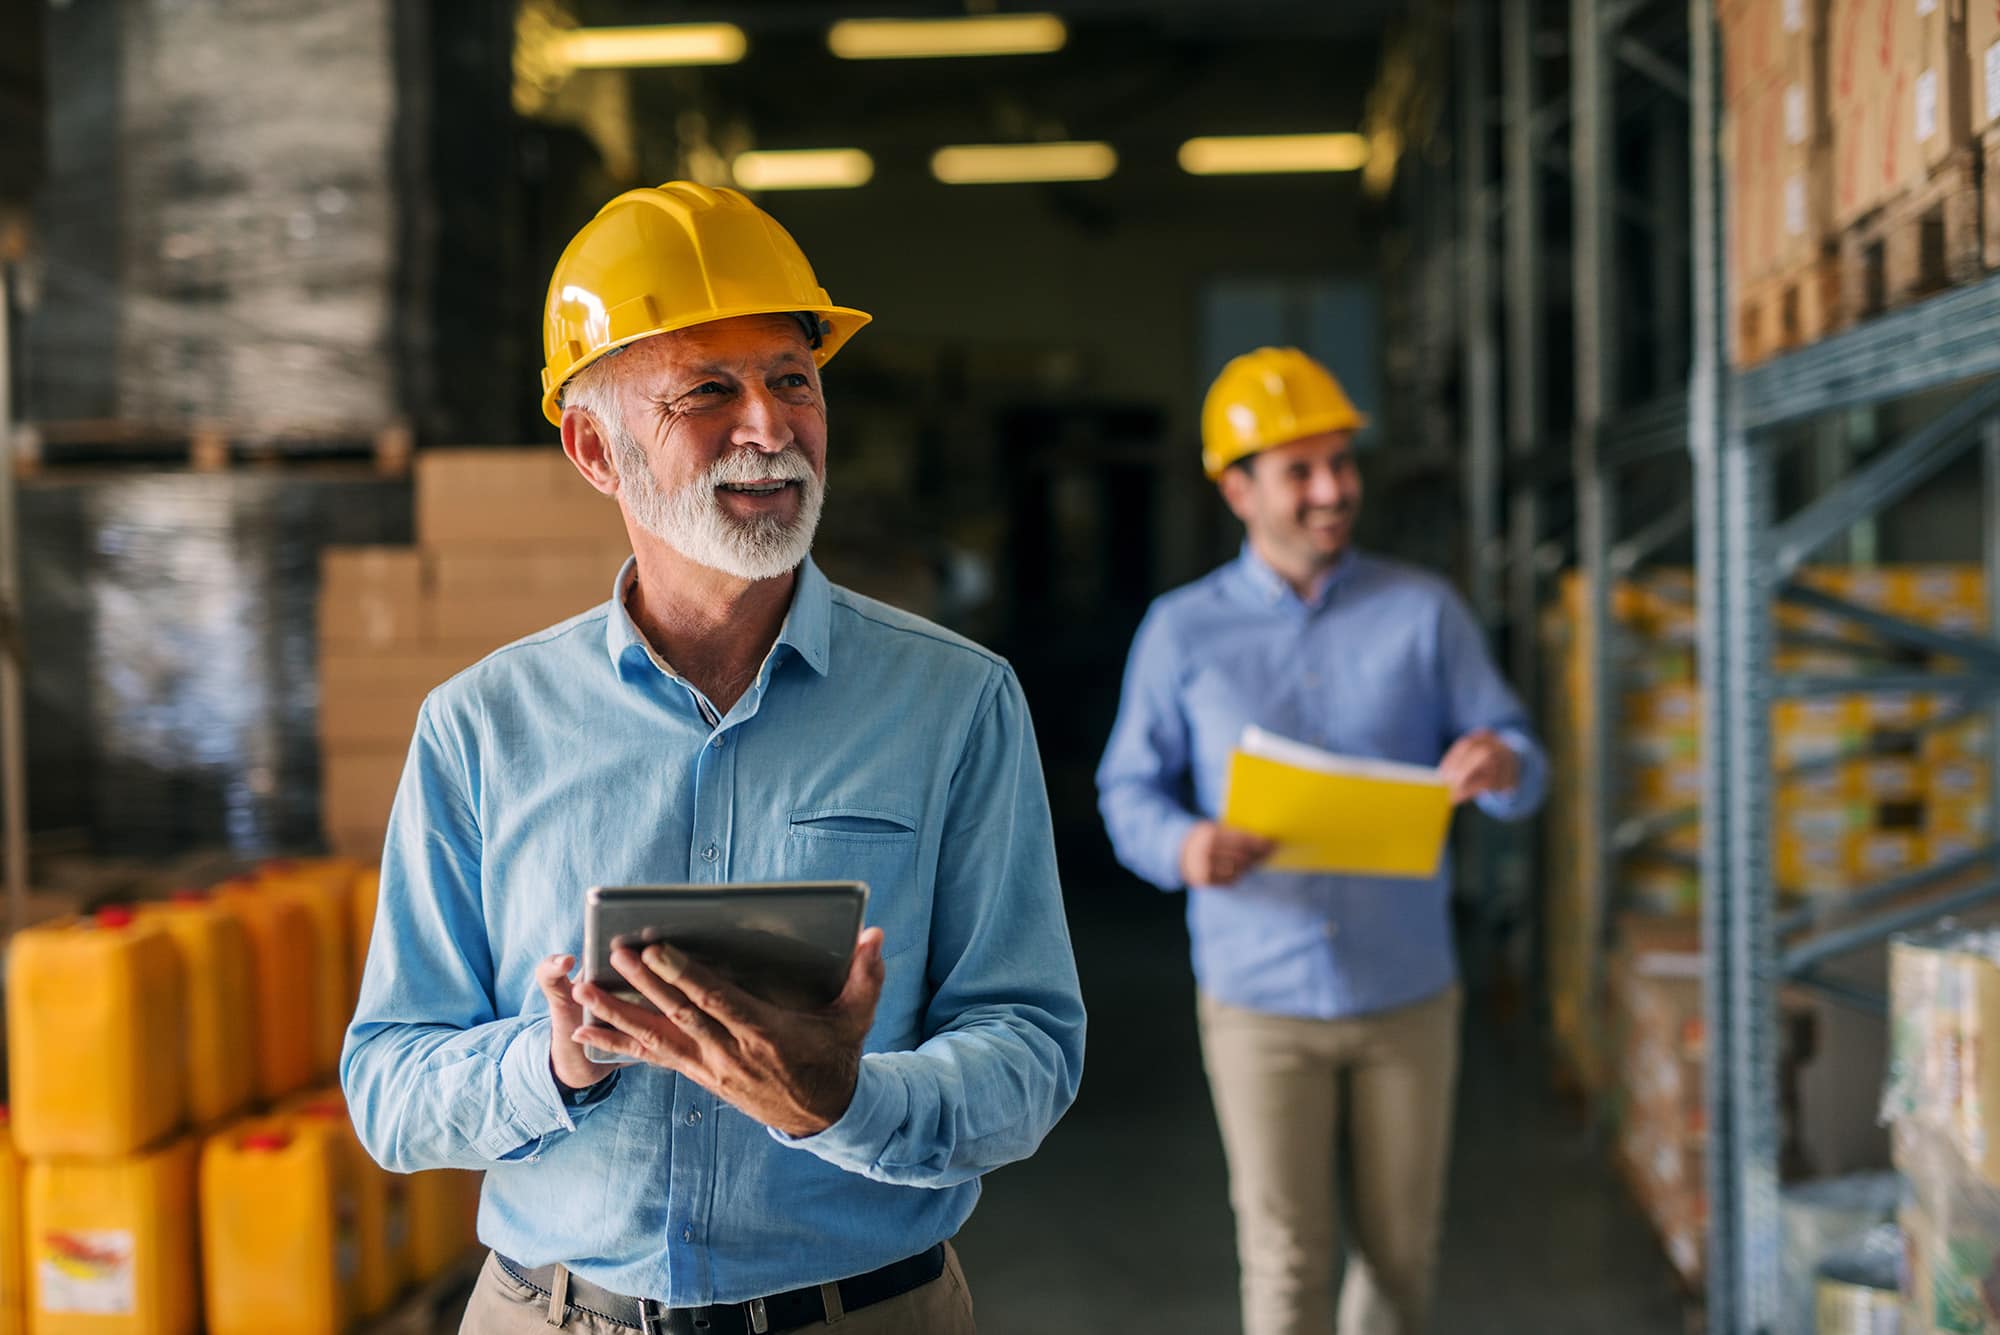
[617,313,817,383]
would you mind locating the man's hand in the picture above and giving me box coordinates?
[1179,821,1277,887]
[1439,729,1520,805]
[570,928,887,1138]
[538,954,614,1093]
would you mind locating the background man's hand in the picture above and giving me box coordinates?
[1439,728,1520,805]
[537,953,612,1093]
[1179,820,1278,887]
[571,927,887,1138]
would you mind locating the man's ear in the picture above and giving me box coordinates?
[1216,460,1256,524]
[560,406,621,497]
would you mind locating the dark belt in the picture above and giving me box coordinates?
[494,1244,947,1335]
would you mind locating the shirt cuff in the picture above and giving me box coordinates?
[1473,731,1543,822]
[766,1055,908,1173]
[479,1017,584,1159]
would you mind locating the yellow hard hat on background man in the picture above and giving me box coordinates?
[1200,346,1369,480]
[540,182,873,425]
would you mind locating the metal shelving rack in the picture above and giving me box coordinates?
[1684,1,2000,1327]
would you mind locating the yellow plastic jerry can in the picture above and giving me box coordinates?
[349,868,380,998]
[210,880,319,1103]
[25,1137,199,1335]
[403,1169,482,1282]
[257,863,356,1078]
[7,912,186,1158]
[136,893,256,1127]
[284,1091,405,1319]
[199,1118,354,1335]
[0,1111,25,1335]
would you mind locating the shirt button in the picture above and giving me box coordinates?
[1324,923,1340,939]
[686,1108,701,1125]
[1303,673,1320,688]
[682,1227,694,1243]
[712,735,725,749]
[702,844,718,863]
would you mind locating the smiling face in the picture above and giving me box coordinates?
[1218,429,1362,583]
[584,314,830,581]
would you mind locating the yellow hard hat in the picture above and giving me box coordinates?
[540,182,873,425]
[1200,346,1369,479]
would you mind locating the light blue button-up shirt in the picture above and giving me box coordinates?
[341,557,1085,1305]
[1096,545,1547,1020]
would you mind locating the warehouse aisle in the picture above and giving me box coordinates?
[955,880,1690,1334]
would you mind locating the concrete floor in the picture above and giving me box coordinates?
[955,882,1692,1335]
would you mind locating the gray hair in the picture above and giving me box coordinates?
[557,345,632,438]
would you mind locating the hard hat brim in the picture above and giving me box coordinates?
[541,303,873,426]
[1201,409,1370,480]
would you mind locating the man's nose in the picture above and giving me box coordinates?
[732,386,795,453]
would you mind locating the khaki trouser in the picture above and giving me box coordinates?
[460,1245,976,1335]
[1198,985,1462,1335]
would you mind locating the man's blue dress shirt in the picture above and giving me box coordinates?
[341,557,1086,1305]
[1096,545,1546,1019]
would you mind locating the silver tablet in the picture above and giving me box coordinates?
[580,881,869,1065]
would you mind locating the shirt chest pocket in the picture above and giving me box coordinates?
[785,807,920,908]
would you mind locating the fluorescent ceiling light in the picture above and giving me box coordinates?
[733,149,875,191]
[829,14,1067,59]
[552,24,748,69]
[931,141,1117,185]
[1178,133,1371,176]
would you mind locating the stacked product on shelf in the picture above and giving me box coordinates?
[319,448,632,859]
[0,858,479,1334]
[1725,0,2000,363]
[1882,927,2000,1333]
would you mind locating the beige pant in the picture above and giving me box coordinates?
[460,1245,976,1334]
[1198,985,1462,1335]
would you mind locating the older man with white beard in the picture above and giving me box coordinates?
[341,183,1085,1335]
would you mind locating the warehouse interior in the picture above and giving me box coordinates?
[5,0,2000,1331]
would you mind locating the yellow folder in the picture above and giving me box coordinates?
[1219,726,1453,877]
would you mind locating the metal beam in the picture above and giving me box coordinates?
[1783,875,2000,976]
[1462,1,1502,628]
[1789,970,1889,1017]
[1617,36,1690,100]
[1738,279,2000,429]
[1770,379,2000,573]
[1777,581,2000,674]
[1611,495,1694,574]
[1774,672,2000,698]
[0,262,22,937]
[1503,0,1544,826]
[1604,392,1691,466]
[1776,842,2000,935]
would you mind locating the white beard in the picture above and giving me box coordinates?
[611,423,824,581]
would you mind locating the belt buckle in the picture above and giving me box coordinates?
[744,1296,770,1334]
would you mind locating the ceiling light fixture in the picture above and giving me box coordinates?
[1178,133,1371,176]
[828,14,1067,60]
[732,149,876,191]
[551,24,748,69]
[931,141,1117,185]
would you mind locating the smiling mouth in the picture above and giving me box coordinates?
[718,480,797,497]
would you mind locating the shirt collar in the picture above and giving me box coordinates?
[604,555,834,681]
[1233,541,1360,612]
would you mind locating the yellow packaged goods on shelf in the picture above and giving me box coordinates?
[199,1119,355,1335]
[256,861,356,1077]
[0,1112,23,1335]
[403,1170,481,1281]
[26,1137,198,1335]
[135,893,256,1127]
[349,867,380,997]
[6,911,186,1158]
[1220,726,1451,877]
[210,881,319,1103]
[283,1092,405,1319]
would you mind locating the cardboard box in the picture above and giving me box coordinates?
[319,650,476,748]
[1969,0,2000,128]
[320,749,406,841]
[415,449,629,548]
[1833,0,1889,222]
[1906,0,1972,170]
[430,590,608,655]
[319,548,427,650]
[427,543,627,601]
[1725,0,1787,105]
[1729,79,1787,289]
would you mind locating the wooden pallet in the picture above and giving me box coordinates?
[1982,126,2000,270]
[1838,146,1983,325]
[10,419,413,477]
[1732,257,1842,367]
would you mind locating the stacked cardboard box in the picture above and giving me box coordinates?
[1725,0,1837,360]
[318,449,630,857]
